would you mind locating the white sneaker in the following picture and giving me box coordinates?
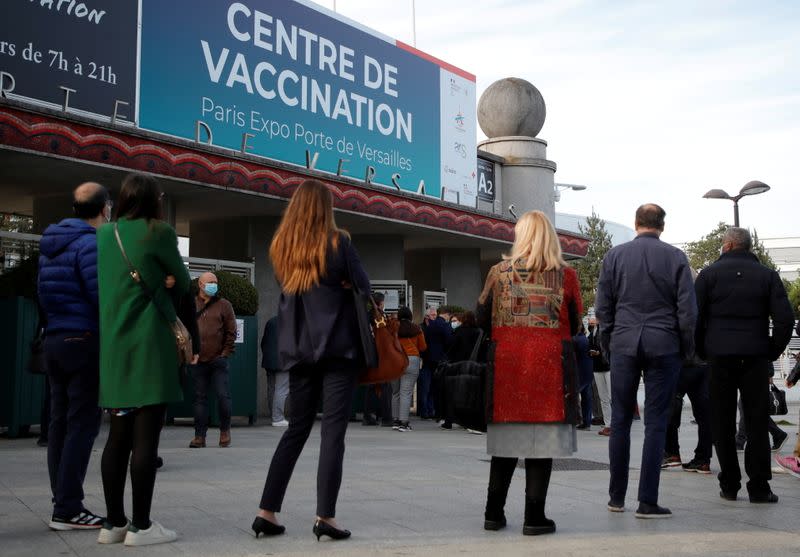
[123,521,178,547]
[97,522,129,544]
[272,420,289,427]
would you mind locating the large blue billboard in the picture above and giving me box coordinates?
[138,0,476,200]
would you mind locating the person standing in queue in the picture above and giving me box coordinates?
[479,210,582,536]
[392,306,427,432]
[362,293,393,427]
[595,204,696,519]
[252,179,371,541]
[574,324,594,430]
[96,173,190,546]
[588,317,612,435]
[189,272,237,449]
[38,182,110,530]
[695,227,794,503]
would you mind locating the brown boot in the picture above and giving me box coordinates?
[189,436,206,448]
[219,430,231,448]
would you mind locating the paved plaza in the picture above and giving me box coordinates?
[2,404,799,557]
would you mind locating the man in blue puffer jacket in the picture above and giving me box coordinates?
[38,182,111,531]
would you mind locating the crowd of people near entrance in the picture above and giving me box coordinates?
[33,175,799,546]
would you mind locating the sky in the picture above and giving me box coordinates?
[317,0,799,243]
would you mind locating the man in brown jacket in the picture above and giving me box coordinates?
[190,272,237,448]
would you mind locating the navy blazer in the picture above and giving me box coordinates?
[277,235,371,371]
[695,250,794,361]
[422,316,452,365]
[595,232,696,358]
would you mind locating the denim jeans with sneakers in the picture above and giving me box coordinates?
[45,332,102,519]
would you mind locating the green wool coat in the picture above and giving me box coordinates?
[97,218,190,408]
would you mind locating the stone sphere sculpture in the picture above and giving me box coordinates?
[478,78,546,138]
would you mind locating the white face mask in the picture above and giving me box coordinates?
[451,321,461,329]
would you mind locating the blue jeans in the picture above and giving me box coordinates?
[192,357,232,437]
[609,348,680,506]
[578,365,594,427]
[45,332,102,518]
[417,365,435,418]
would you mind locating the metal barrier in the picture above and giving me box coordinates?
[0,231,41,272]
[185,256,255,285]
[0,231,255,284]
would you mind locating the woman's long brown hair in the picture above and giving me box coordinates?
[269,180,346,294]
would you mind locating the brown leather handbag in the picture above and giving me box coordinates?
[360,310,409,385]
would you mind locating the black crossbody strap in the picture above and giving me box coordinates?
[113,223,173,324]
[468,329,485,362]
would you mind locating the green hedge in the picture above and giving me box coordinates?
[439,304,467,315]
[192,270,258,316]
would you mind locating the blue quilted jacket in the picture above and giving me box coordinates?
[37,218,99,334]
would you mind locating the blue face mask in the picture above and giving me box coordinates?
[203,283,218,296]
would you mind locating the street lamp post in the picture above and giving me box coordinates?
[554,183,587,202]
[702,181,770,227]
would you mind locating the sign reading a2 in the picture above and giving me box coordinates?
[477,157,495,202]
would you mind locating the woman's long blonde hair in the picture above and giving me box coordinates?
[270,180,346,294]
[504,210,566,271]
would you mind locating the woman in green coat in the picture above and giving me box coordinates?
[95,173,190,547]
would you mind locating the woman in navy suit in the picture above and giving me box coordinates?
[252,180,371,541]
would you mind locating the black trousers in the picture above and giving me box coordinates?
[101,404,167,530]
[665,364,712,462]
[260,359,358,518]
[363,382,392,423]
[709,357,772,496]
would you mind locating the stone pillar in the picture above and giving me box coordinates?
[477,78,557,221]
[247,217,280,420]
[478,136,556,222]
[405,249,444,318]
[350,235,404,280]
[440,249,482,311]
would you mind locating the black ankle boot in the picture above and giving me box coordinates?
[523,497,555,536]
[484,490,507,531]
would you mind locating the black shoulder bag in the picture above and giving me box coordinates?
[343,240,378,369]
[440,329,490,432]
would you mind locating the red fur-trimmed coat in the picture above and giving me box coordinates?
[478,261,582,424]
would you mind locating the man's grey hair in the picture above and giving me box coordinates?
[723,227,752,251]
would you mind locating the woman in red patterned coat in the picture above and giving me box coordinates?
[478,210,582,536]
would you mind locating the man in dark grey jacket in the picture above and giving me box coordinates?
[595,204,696,519]
[695,227,794,503]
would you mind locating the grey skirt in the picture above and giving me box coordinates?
[487,423,577,458]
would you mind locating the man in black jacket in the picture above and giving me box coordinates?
[695,227,795,503]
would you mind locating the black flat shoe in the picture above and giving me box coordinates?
[523,518,556,536]
[749,492,779,504]
[252,516,285,538]
[484,516,507,531]
[313,519,351,540]
[719,490,738,501]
